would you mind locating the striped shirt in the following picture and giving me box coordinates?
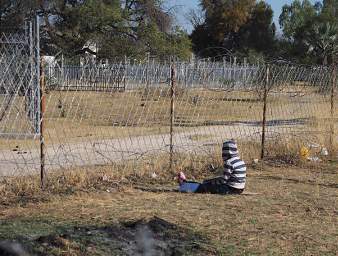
[222,140,246,190]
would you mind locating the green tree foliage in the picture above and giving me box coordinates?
[0,0,40,29]
[46,0,123,56]
[191,0,275,59]
[201,0,255,42]
[279,0,337,64]
[304,22,338,64]
[321,0,338,23]
[236,1,276,55]
[278,0,320,63]
[0,0,192,60]
[279,0,320,40]
[50,0,191,60]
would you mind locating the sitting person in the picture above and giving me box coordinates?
[178,139,246,195]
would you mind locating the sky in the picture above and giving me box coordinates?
[167,0,320,33]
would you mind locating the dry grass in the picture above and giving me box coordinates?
[0,153,220,203]
[0,157,337,255]
[0,87,336,154]
[2,87,336,129]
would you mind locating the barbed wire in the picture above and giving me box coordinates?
[0,28,337,177]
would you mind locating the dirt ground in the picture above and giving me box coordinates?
[0,161,337,256]
[1,87,336,176]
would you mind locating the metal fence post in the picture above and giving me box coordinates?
[146,53,150,87]
[330,64,336,151]
[35,15,46,189]
[40,56,46,189]
[169,63,176,172]
[28,21,33,121]
[61,53,64,81]
[261,64,269,159]
[34,15,41,135]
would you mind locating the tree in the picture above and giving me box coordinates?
[45,0,123,56]
[236,1,276,56]
[201,0,255,37]
[190,0,275,59]
[322,0,338,23]
[320,0,338,63]
[186,7,204,29]
[0,0,40,31]
[279,0,337,64]
[304,22,338,65]
[1,0,192,60]
[279,0,320,40]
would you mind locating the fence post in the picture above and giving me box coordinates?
[40,56,46,188]
[28,21,34,121]
[330,64,336,151]
[146,52,150,87]
[244,57,247,84]
[61,53,64,80]
[169,63,176,172]
[261,64,269,159]
[184,64,188,87]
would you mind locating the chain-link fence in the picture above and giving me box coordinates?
[0,20,40,136]
[0,25,337,178]
[0,18,41,174]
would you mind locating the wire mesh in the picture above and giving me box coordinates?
[0,28,336,177]
[0,20,41,175]
[263,64,335,159]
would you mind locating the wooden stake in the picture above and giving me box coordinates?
[261,65,269,159]
[169,64,176,172]
[40,56,46,189]
[330,64,336,151]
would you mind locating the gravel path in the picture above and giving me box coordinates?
[0,123,306,176]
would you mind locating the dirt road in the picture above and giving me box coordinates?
[0,123,309,176]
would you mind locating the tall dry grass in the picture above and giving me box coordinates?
[1,137,335,207]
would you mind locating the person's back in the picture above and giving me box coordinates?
[222,140,246,191]
[178,139,247,195]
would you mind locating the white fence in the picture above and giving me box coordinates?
[0,49,336,177]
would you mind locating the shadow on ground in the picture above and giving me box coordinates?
[9,216,209,256]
